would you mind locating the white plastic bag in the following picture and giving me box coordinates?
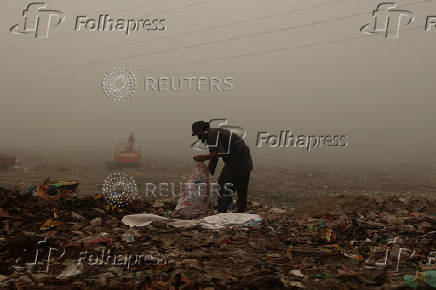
[175,162,209,216]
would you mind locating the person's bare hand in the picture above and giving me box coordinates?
[193,155,205,162]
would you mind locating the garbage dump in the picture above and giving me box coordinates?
[0,184,434,289]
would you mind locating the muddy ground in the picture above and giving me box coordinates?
[1,150,436,205]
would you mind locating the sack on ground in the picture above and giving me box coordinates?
[175,162,209,216]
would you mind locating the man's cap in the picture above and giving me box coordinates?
[192,121,209,136]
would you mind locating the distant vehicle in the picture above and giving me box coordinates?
[0,155,16,171]
[107,134,141,168]
[113,142,141,165]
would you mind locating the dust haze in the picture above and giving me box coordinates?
[1,0,435,167]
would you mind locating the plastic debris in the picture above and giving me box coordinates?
[289,269,305,278]
[121,213,169,227]
[30,177,79,201]
[0,183,434,289]
[122,233,135,243]
[121,213,262,230]
[175,162,210,216]
[40,218,63,230]
[90,217,102,226]
[201,213,263,229]
[404,271,436,288]
[56,264,83,279]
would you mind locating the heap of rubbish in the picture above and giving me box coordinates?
[0,182,435,289]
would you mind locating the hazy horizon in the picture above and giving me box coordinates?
[1,0,435,167]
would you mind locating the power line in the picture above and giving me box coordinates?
[55,15,428,85]
[52,25,424,82]
[138,25,424,71]
[2,0,167,49]
[58,0,350,57]
[8,0,350,78]
[3,0,214,50]
[9,0,432,78]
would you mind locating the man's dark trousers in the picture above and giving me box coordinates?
[217,160,250,213]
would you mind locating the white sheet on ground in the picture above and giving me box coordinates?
[121,213,262,230]
[121,213,168,227]
[202,213,263,229]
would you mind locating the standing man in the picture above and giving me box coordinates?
[192,121,253,213]
[127,133,135,152]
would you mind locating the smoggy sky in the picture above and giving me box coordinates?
[1,0,435,166]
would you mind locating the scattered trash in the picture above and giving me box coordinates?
[289,269,305,278]
[0,208,10,218]
[71,211,86,221]
[85,237,113,247]
[201,213,263,229]
[40,218,63,231]
[0,185,434,288]
[271,208,286,214]
[56,263,83,279]
[152,201,164,208]
[121,212,263,230]
[404,271,436,288]
[30,177,79,201]
[344,253,364,261]
[90,217,102,226]
[122,233,134,243]
[121,213,169,227]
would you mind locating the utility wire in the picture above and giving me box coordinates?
[10,0,432,77]
[3,0,214,50]
[63,0,350,57]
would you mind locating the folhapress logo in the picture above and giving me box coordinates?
[10,2,65,39]
[361,2,414,39]
[191,119,247,155]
